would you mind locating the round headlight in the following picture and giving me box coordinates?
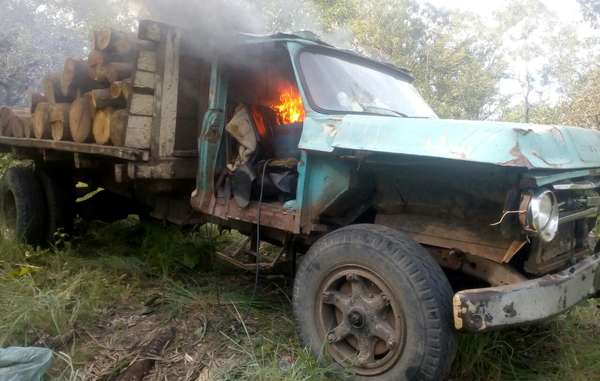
[527,190,559,242]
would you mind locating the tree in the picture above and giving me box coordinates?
[313,0,506,120]
[579,0,600,28]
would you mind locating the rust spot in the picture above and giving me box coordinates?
[501,144,533,168]
[503,302,517,318]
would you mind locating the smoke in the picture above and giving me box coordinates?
[136,0,354,49]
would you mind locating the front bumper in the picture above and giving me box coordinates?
[453,253,600,332]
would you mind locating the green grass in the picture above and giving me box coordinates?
[1,216,600,380]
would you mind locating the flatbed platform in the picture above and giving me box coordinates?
[0,136,149,161]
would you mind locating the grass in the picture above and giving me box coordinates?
[2,219,600,380]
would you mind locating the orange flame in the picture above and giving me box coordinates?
[271,86,305,125]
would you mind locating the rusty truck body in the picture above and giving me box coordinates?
[1,19,600,380]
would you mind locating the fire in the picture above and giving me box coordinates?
[271,86,305,125]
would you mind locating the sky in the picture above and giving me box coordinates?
[425,0,584,23]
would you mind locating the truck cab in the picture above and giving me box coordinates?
[189,31,600,380]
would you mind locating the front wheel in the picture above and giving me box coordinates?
[293,224,456,381]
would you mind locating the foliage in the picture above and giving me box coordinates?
[579,0,600,28]
[313,0,507,120]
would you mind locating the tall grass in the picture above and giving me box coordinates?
[2,216,600,380]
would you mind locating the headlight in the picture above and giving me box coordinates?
[522,190,559,242]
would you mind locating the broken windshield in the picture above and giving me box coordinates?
[298,50,437,118]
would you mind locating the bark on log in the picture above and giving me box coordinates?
[110,80,132,101]
[93,62,134,83]
[49,103,71,141]
[31,93,48,114]
[90,88,127,110]
[0,107,13,136]
[94,28,135,54]
[33,102,52,139]
[9,108,32,138]
[61,58,106,96]
[69,94,94,143]
[44,73,75,104]
[109,109,129,146]
[92,108,114,145]
[88,49,136,68]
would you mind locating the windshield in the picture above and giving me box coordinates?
[299,51,437,118]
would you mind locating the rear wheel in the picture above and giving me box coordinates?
[293,224,456,381]
[0,167,47,244]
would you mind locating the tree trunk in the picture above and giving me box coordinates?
[90,88,127,110]
[92,62,134,83]
[109,109,129,146]
[33,102,52,139]
[93,108,114,145]
[49,103,71,141]
[69,94,95,143]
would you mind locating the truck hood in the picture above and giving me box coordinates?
[299,114,600,170]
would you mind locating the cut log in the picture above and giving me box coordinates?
[9,108,32,138]
[49,103,71,141]
[61,58,106,96]
[44,73,75,104]
[0,107,14,136]
[90,88,127,110]
[69,94,94,143]
[94,28,135,54]
[33,102,52,139]
[93,62,134,83]
[93,108,113,145]
[31,93,48,114]
[9,115,31,138]
[109,109,129,146]
[88,49,136,68]
[110,80,132,101]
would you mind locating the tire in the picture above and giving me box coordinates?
[37,170,75,240]
[0,167,47,244]
[293,224,457,381]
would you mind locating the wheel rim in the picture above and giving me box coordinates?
[317,265,406,376]
[1,190,17,240]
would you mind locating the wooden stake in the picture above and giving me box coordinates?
[33,102,52,139]
[93,108,113,145]
[69,94,94,143]
[109,109,129,146]
[49,103,71,141]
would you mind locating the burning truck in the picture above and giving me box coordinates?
[2,19,600,380]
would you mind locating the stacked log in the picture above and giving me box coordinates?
[1,23,161,147]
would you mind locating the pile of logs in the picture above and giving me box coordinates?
[1,28,138,146]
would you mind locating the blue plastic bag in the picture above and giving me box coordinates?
[0,347,53,381]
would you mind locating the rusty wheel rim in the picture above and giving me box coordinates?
[317,266,406,376]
